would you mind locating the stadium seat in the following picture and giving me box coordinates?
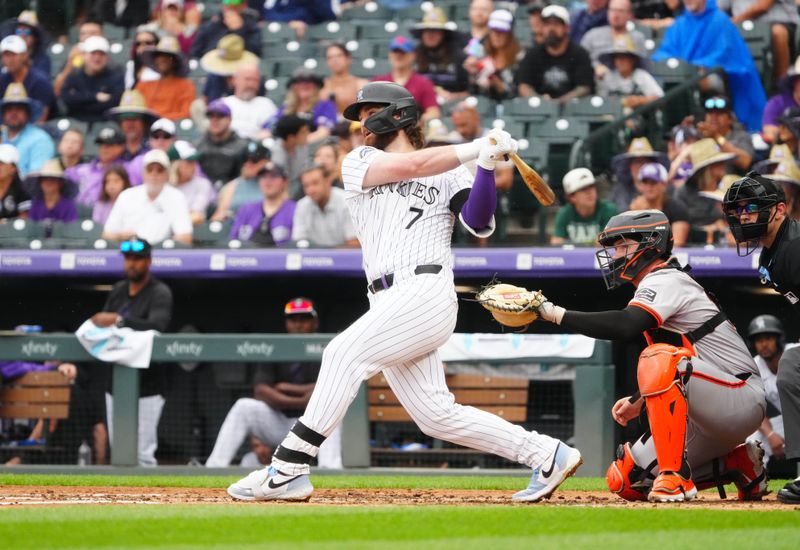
[737,19,773,90]
[48,43,69,78]
[501,97,560,137]
[193,220,233,248]
[340,2,393,21]
[352,58,391,79]
[305,20,356,43]
[49,220,104,248]
[650,58,701,128]
[441,95,498,120]
[261,22,297,45]
[357,20,406,41]
[0,219,46,248]
[563,96,624,128]
[534,118,591,191]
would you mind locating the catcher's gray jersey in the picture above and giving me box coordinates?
[629,268,758,378]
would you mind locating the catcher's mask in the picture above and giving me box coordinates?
[343,81,420,135]
[722,172,785,256]
[596,209,672,290]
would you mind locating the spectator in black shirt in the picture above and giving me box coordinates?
[196,99,248,188]
[90,237,173,466]
[517,5,594,103]
[0,143,30,219]
[61,36,125,123]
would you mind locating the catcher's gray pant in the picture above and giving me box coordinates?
[272,270,560,476]
[105,394,165,467]
[205,398,342,468]
[777,346,800,459]
[630,357,765,479]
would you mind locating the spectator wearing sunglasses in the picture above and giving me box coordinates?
[0,10,51,77]
[125,28,160,90]
[148,118,178,152]
[697,95,754,172]
[103,149,192,245]
[90,236,173,466]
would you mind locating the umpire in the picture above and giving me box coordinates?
[724,172,800,503]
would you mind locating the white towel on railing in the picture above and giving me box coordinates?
[75,320,157,368]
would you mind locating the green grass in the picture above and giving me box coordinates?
[1,474,797,549]
[0,505,796,549]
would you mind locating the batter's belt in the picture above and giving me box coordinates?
[368,264,443,294]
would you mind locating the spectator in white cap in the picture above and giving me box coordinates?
[52,20,104,97]
[149,118,178,152]
[103,149,193,245]
[168,140,215,224]
[630,162,690,246]
[0,34,54,122]
[60,35,125,123]
[0,143,31,220]
[221,64,277,140]
[464,9,521,100]
[517,5,594,103]
[551,167,617,245]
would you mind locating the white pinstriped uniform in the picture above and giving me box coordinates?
[273,146,560,475]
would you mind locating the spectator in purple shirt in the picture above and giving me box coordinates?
[267,68,337,143]
[763,59,800,143]
[25,159,79,230]
[230,165,296,246]
[67,126,132,206]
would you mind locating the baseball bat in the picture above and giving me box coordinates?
[488,137,556,206]
[508,152,556,206]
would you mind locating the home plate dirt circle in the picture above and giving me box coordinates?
[0,486,795,508]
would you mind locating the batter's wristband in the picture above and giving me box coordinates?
[454,139,482,165]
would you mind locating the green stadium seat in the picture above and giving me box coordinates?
[261,21,297,44]
[358,20,406,41]
[650,58,701,128]
[193,220,233,248]
[305,20,356,43]
[533,118,591,191]
[0,219,46,248]
[49,220,104,248]
[176,118,200,142]
[48,43,69,77]
[352,58,391,78]
[737,19,773,89]
[340,2,393,21]
[562,96,624,127]
[501,97,559,137]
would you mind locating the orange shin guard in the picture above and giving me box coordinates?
[606,443,649,501]
[637,344,692,474]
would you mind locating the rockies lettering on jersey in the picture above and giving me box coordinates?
[342,146,493,282]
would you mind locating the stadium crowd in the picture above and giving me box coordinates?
[0,0,797,249]
[1,0,799,475]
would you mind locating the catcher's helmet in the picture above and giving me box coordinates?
[722,172,785,256]
[747,314,785,351]
[343,81,420,135]
[596,209,673,290]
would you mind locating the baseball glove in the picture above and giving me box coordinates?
[475,282,544,328]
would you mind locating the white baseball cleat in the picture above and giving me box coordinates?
[227,466,314,501]
[512,442,583,502]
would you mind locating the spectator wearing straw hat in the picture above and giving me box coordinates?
[410,7,470,101]
[222,64,277,141]
[24,159,79,228]
[61,36,125,123]
[135,36,196,121]
[629,162,690,246]
[0,34,54,122]
[189,0,261,59]
[766,157,800,220]
[609,136,669,212]
[107,89,159,163]
[0,143,30,220]
[199,34,261,103]
[103,149,193,245]
[675,137,737,244]
[0,83,54,178]
[596,37,663,110]
[168,140,215,224]
[0,10,51,76]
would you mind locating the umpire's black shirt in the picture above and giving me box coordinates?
[759,218,800,313]
[103,277,173,397]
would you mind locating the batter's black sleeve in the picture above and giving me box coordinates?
[449,188,470,215]
[560,305,658,340]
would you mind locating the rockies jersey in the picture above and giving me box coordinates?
[629,268,758,378]
[341,146,493,282]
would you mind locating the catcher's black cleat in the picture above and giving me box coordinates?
[778,478,800,504]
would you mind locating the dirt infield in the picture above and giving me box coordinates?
[0,485,796,508]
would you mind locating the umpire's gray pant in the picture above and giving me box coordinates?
[777,346,800,459]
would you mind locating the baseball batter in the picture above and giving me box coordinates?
[529,210,767,502]
[228,82,582,502]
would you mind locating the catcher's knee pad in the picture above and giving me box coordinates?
[637,344,692,473]
[606,443,649,501]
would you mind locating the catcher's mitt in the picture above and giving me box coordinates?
[475,283,544,328]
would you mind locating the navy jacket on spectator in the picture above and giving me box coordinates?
[61,65,125,122]
[189,11,262,59]
[0,67,55,118]
[262,0,338,24]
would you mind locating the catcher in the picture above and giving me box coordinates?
[478,209,767,502]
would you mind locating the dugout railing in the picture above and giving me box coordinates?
[0,334,614,476]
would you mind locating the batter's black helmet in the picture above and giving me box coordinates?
[596,210,673,290]
[747,314,785,350]
[722,171,786,256]
[343,82,420,135]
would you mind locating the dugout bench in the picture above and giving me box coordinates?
[0,334,614,475]
[0,371,71,453]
